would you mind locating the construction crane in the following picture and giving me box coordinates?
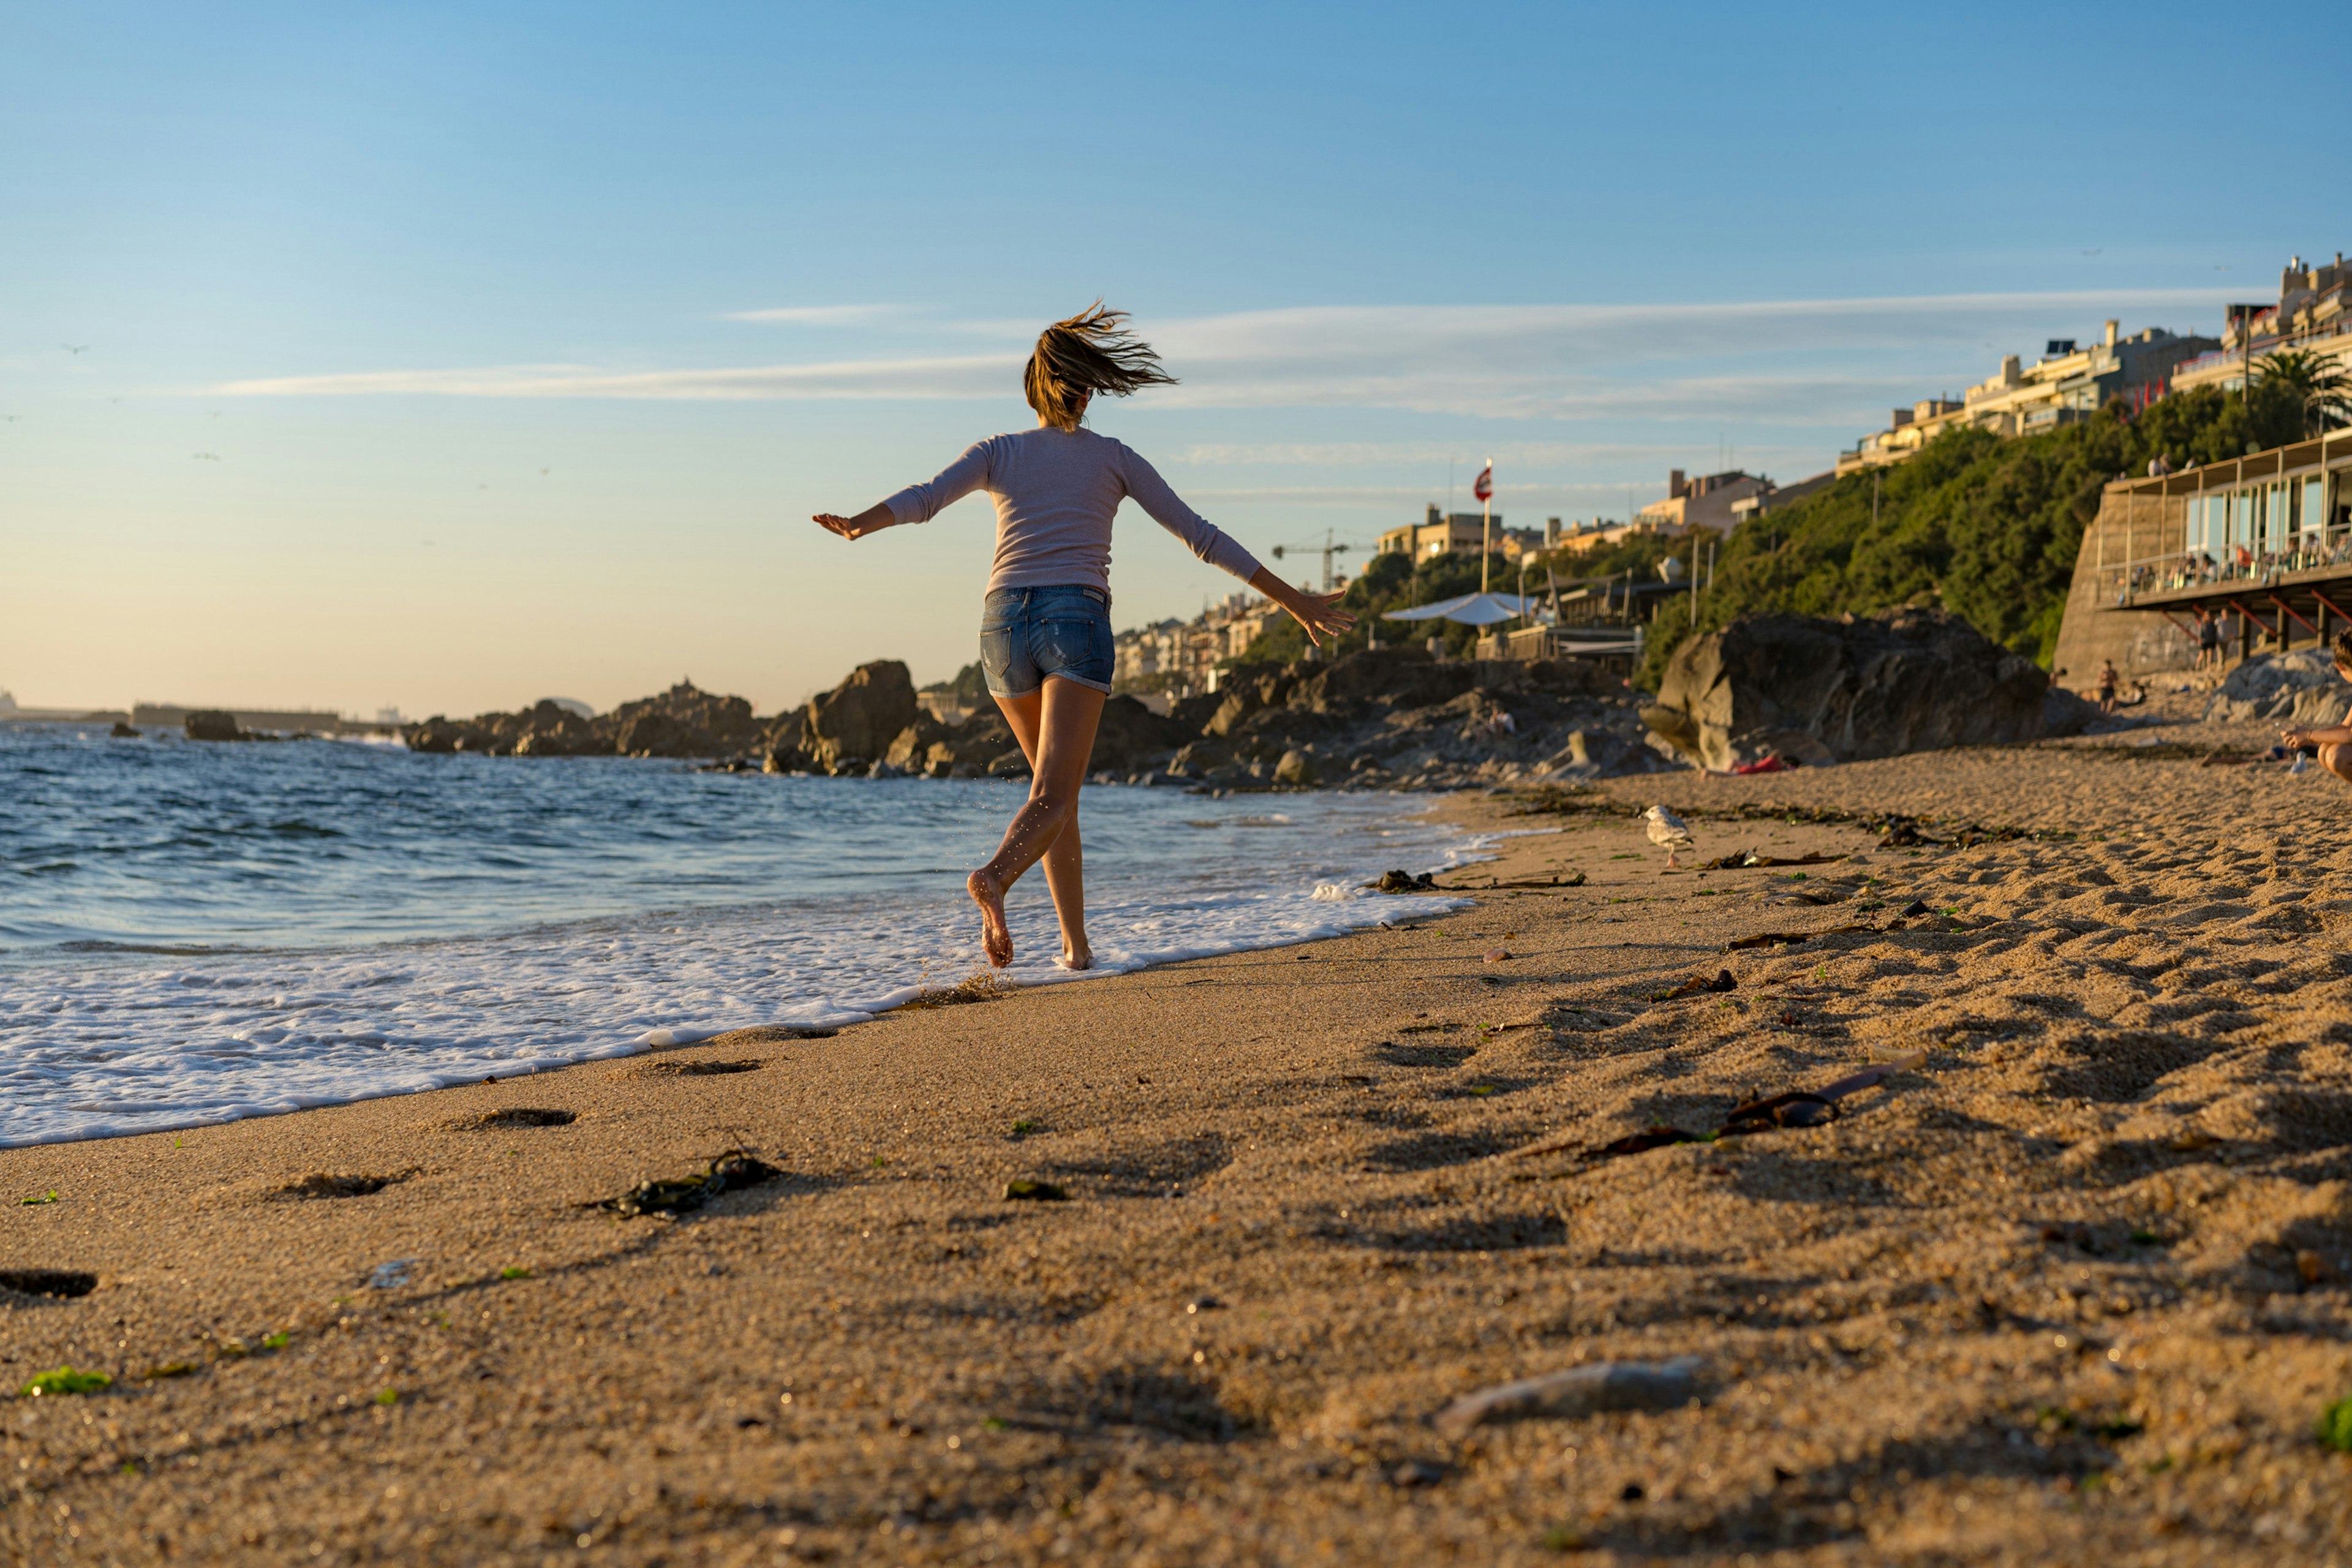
[1268,529,1361,594]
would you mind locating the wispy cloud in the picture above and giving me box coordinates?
[1182,440,1823,469]
[216,355,1020,401]
[724,304,910,326]
[216,287,2239,425]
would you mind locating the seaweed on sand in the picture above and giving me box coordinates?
[903,969,1014,1009]
[589,1150,784,1218]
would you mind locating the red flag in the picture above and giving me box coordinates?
[1472,462,1493,503]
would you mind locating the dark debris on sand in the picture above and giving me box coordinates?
[590,1151,785,1219]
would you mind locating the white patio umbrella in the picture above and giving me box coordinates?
[1382,592,1537,627]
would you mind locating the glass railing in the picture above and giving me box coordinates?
[2096,530,2352,605]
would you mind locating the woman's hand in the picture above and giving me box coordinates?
[813,503,894,541]
[2284,727,2309,749]
[1284,587,1357,647]
[1249,570,1357,647]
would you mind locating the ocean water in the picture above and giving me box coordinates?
[0,724,1486,1148]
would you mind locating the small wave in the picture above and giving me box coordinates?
[54,940,273,957]
[0,730,1482,1147]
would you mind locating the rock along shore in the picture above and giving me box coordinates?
[398,609,2131,790]
[400,647,1679,791]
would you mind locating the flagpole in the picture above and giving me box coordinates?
[1480,455,1493,595]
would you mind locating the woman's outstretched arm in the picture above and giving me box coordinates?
[816,439,995,543]
[1115,443,1355,646]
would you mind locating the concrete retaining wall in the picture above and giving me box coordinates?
[2049,487,2198,687]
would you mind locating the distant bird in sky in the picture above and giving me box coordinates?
[61,344,89,355]
[208,409,221,418]
[539,467,550,477]
[0,415,18,423]
[2081,247,2102,255]
[1643,804,1695,868]
[192,452,221,461]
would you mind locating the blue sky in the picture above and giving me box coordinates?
[2,1,2339,715]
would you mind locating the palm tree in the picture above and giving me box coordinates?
[2255,349,2352,438]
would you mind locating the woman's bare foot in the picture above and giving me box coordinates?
[1057,940,1093,972]
[968,867,1012,967]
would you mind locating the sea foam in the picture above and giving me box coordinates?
[0,728,1483,1147]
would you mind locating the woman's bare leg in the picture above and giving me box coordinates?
[968,678,1106,967]
[2320,741,2352,783]
[987,685,1096,967]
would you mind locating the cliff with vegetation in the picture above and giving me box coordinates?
[1630,383,2316,686]
[1243,380,2321,689]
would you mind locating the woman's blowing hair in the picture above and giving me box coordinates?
[1024,304,1177,431]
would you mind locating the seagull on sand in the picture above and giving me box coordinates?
[1643,804,1695,868]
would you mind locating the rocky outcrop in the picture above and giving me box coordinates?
[606,682,759,758]
[1144,646,1662,789]
[802,662,918,771]
[1087,695,1192,773]
[2204,650,2352,727]
[612,711,701,759]
[404,684,752,758]
[1535,727,1676,778]
[184,710,244,742]
[396,644,1670,788]
[1642,609,2052,771]
[2043,687,2109,738]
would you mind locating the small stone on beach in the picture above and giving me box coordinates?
[1433,1357,1703,1438]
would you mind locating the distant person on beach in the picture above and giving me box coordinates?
[813,305,1354,969]
[2097,659,2120,714]
[2278,630,2352,783]
[2195,607,2221,672]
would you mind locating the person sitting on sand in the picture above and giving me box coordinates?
[2280,630,2352,783]
[814,305,1354,970]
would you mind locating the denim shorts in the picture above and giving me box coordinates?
[979,585,1115,697]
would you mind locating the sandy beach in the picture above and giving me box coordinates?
[6,723,2351,1565]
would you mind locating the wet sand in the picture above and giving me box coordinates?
[4,726,2350,1565]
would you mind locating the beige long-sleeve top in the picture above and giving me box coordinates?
[882,426,1262,598]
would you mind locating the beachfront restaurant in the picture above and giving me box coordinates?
[2092,430,2352,656]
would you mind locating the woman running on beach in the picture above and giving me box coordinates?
[814,305,1354,970]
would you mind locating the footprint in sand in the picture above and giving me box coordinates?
[449,1107,576,1130]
